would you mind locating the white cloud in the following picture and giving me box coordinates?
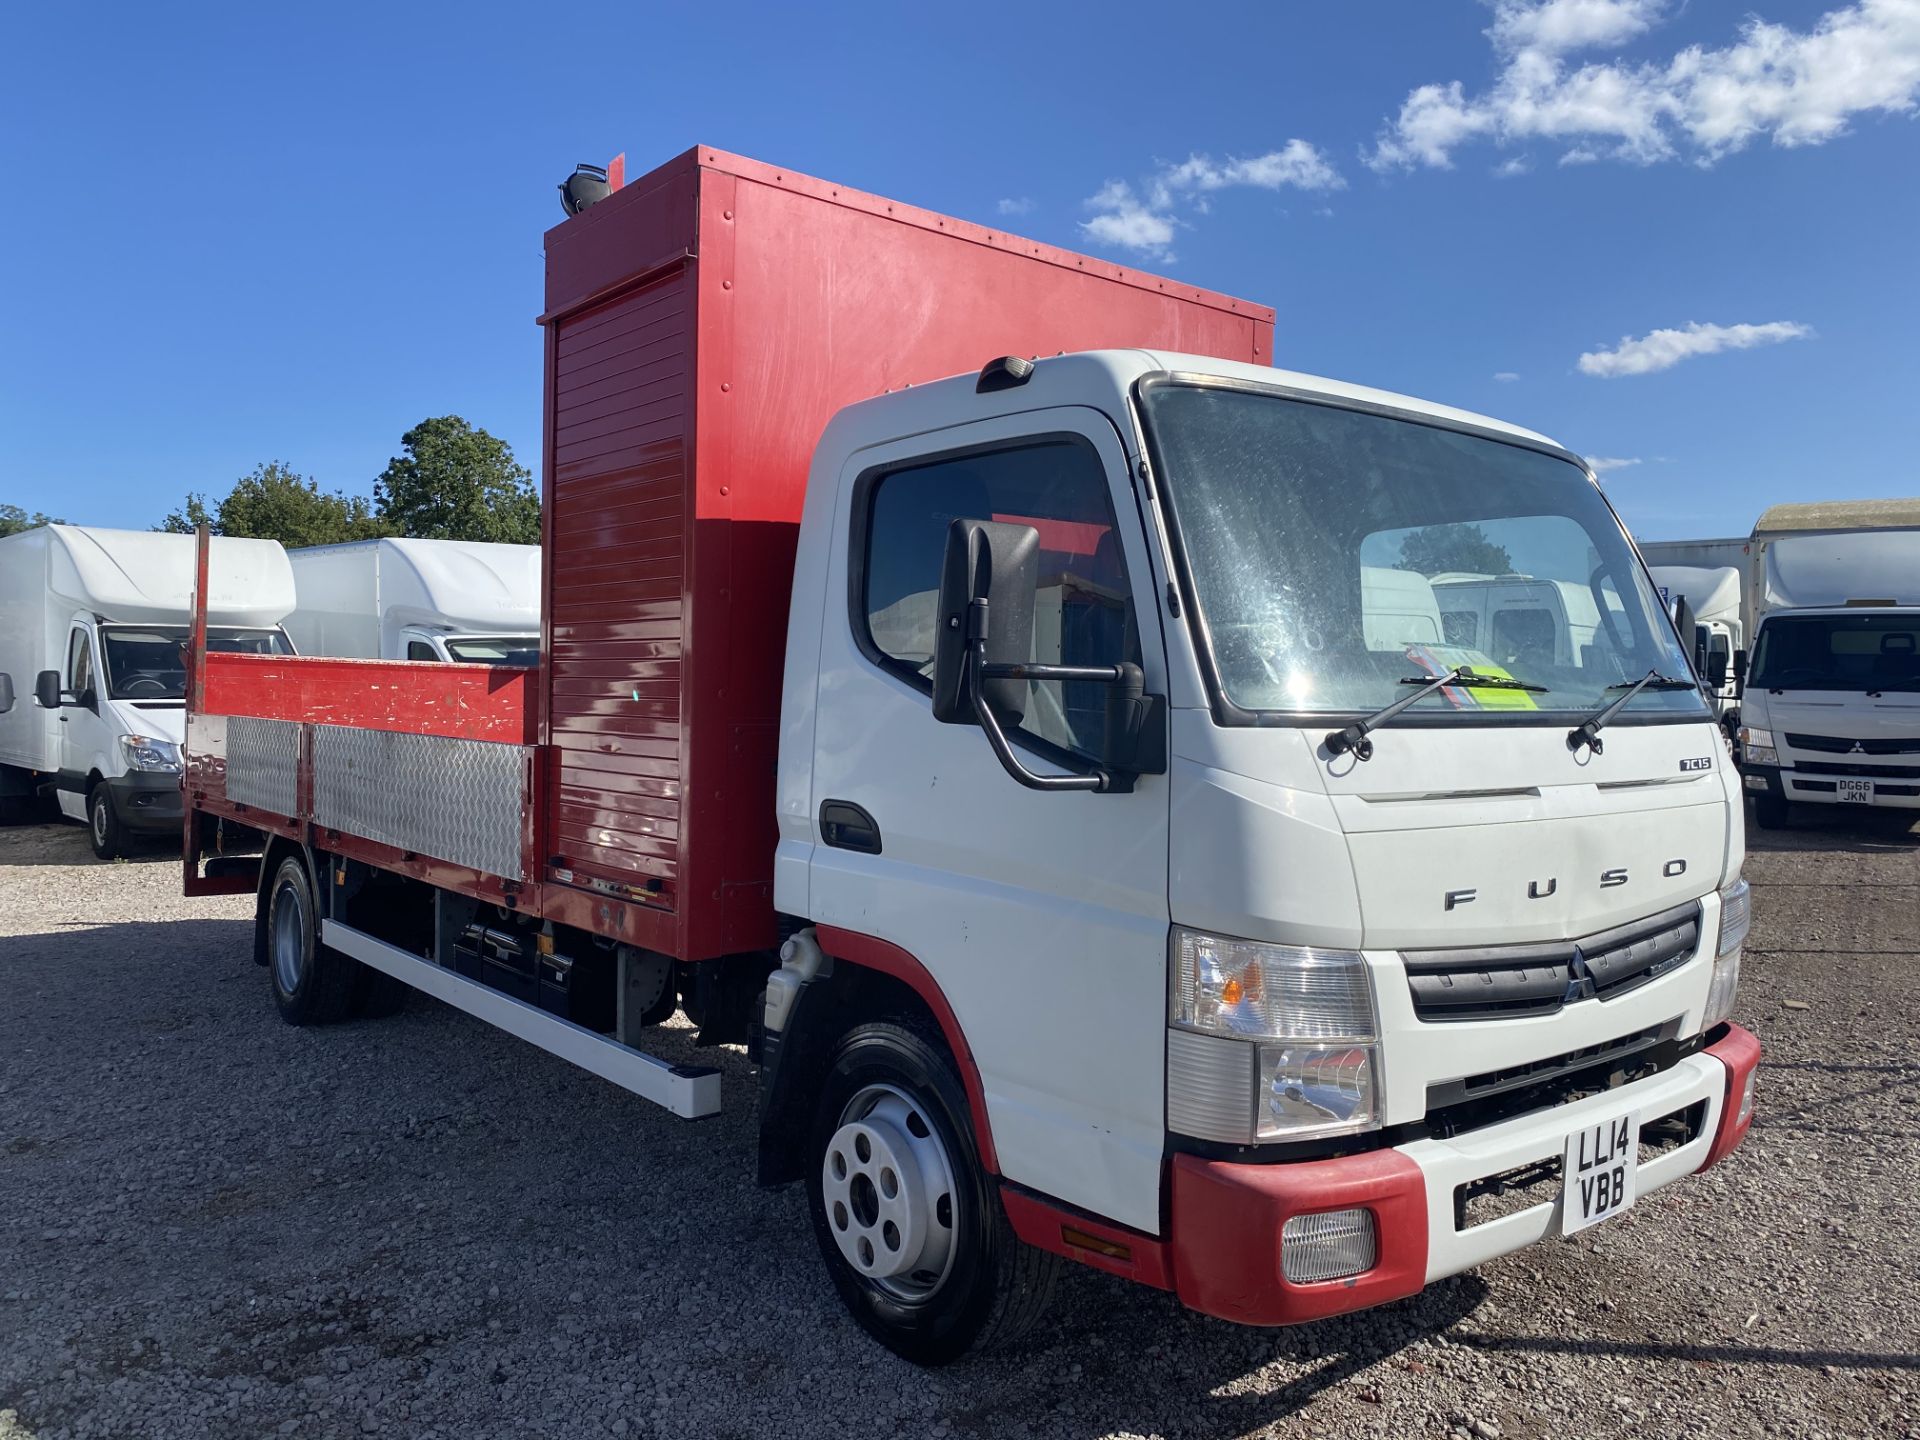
[1082,142,1344,259]
[1489,0,1665,56]
[1493,155,1534,176]
[1493,370,1523,381]
[1081,182,1179,260]
[996,197,1035,216]
[1369,0,1920,171]
[1578,319,1813,376]
[1586,455,1643,474]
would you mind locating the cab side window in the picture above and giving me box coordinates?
[407,641,438,662]
[858,437,1139,759]
[67,630,94,696]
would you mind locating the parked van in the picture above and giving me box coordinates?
[284,538,540,664]
[1429,573,1605,674]
[0,525,295,855]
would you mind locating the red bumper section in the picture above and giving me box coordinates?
[1006,1023,1761,1328]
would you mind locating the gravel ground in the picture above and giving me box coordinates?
[1,807,1917,1440]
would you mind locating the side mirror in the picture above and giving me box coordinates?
[930,517,1160,794]
[0,673,13,714]
[932,519,1038,726]
[1732,647,1748,696]
[33,670,62,710]
[1706,651,1729,688]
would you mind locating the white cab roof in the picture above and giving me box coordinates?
[292,538,540,632]
[824,350,1571,461]
[44,525,294,626]
[1764,532,1920,610]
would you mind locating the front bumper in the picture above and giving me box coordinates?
[108,771,184,832]
[1166,1023,1759,1326]
[1741,761,1920,808]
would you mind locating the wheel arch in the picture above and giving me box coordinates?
[757,925,999,1188]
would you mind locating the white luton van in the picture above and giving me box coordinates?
[1736,500,1920,827]
[0,524,295,855]
[283,538,540,665]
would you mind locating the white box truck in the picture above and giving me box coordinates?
[0,525,295,856]
[283,538,540,665]
[1650,564,1745,732]
[1736,500,1920,827]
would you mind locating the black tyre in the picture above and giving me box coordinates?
[266,856,355,1025]
[87,785,122,861]
[806,1022,1059,1365]
[1752,793,1790,830]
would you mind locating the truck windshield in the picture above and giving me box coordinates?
[99,626,294,700]
[1750,612,1920,692]
[443,636,540,667]
[1139,381,1706,722]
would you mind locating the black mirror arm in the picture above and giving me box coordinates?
[966,639,1111,793]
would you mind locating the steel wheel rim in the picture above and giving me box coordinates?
[91,796,107,845]
[821,1081,960,1305]
[272,882,305,994]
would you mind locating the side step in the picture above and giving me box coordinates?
[320,919,722,1119]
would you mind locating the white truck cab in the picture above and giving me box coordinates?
[771,351,1755,1326]
[1737,530,1920,827]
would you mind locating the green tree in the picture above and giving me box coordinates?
[374,417,539,543]
[160,463,391,547]
[0,503,63,538]
[1395,523,1514,577]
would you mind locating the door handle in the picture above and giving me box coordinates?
[819,800,882,855]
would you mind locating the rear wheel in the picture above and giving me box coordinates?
[806,1023,1058,1365]
[1752,794,1790,830]
[267,856,355,1025]
[88,786,122,861]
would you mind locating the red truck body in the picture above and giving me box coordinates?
[186,145,1274,964]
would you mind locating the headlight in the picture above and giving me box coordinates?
[1717,878,1751,956]
[1703,878,1748,1030]
[119,734,183,773]
[1168,929,1381,1143]
[1740,726,1778,766]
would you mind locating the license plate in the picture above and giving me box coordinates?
[1562,1111,1639,1235]
[1838,778,1874,805]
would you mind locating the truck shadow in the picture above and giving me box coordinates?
[0,818,181,868]
[1744,802,1920,853]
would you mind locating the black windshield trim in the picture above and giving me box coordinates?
[1131,373,1709,730]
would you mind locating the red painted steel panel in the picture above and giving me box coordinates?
[544,265,695,921]
[531,146,1276,962]
[200,653,536,743]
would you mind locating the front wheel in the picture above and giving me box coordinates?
[1752,793,1791,830]
[88,786,122,861]
[806,1023,1058,1365]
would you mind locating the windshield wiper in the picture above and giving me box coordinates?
[1868,679,1920,697]
[1326,668,1549,762]
[1566,670,1697,755]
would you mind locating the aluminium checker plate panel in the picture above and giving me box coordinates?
[224,716,301,817]
[312,725,530,882]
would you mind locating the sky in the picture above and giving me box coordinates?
[2,0,1916,543]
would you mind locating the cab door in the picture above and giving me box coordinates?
[54,621,103,820]
[801,410,1173,1234]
